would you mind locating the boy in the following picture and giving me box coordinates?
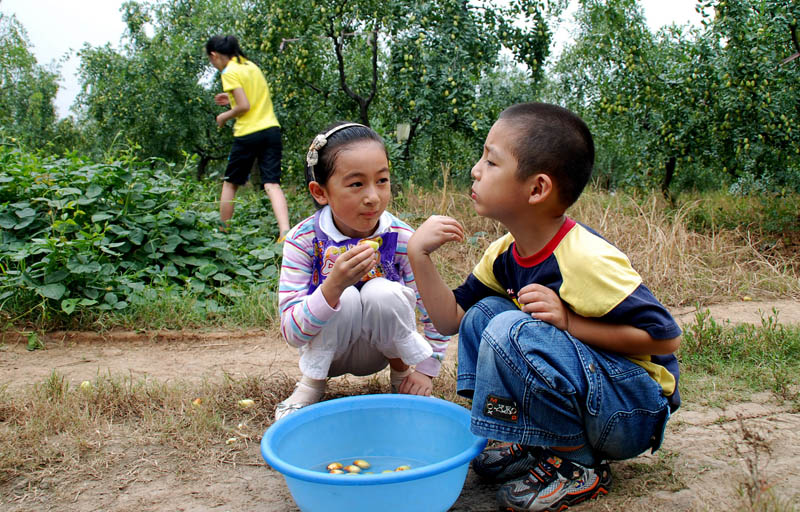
[407,103,681,511]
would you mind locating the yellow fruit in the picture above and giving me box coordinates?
[362,240,380,251]
[192,398,203,406]
[80,381,92,391]
[237,399,255,409]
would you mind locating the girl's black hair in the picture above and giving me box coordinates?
[305,122,388,208]
[205,35,247,63]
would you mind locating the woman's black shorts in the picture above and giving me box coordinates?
[224,126,282,185]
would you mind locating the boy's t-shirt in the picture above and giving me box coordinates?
[453,217,682,411]
[221,57,280,137]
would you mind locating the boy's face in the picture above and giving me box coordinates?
[470,119,530,223]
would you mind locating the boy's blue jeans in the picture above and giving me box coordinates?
[457,296,670,467]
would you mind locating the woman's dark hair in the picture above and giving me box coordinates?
[305,122,387,208]
[499,102,594,208]
[205,35,247,63]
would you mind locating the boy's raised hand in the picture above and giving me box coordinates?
[517,283,570,332]
[319,244,378,308]
[408,215,465,256]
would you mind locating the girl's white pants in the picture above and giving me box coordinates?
[298,278,433,380]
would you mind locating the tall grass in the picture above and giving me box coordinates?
[397,186,800,308]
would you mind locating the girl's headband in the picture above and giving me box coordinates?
[306,123,365,181]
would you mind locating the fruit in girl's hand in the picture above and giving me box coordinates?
[361,240,380,251]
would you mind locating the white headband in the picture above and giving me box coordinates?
[306,123,365,181]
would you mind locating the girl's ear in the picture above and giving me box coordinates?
[527,173,554,205]
[308,181,329,205]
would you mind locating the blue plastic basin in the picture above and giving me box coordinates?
[261,394,486,512]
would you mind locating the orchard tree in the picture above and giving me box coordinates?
[76,0,231,170]
[549,0,800,196]
[0,13,60,149]
[74,0,564,185]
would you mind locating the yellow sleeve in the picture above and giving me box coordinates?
[472,233,515,296]
[555,226,642,317]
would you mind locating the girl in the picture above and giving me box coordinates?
[275,122,449,420]
[205,35,290,237]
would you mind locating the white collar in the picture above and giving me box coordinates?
[319,205,392,242]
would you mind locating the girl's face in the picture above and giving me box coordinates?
[207,51,228,71]
[311,140,391,239]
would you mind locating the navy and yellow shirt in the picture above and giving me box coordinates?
[454,217,682,411]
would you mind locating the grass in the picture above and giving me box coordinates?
[679,309,800,410]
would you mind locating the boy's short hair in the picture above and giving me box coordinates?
[499,103,594,208]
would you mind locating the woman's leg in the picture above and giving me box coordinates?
[219,181,239,227]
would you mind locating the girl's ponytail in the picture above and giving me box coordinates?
[206,35,247,63]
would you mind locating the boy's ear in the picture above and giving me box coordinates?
[527,173,554,205]
[308,181,329,205]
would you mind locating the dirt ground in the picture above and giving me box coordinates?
[2,299,800,511]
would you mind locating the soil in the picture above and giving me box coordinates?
[2,299,799,511]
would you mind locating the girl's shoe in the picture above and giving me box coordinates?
[496,451,611,511]
[273,379,324,421]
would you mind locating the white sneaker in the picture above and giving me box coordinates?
[273,380,324,421]
[274,399,314,421]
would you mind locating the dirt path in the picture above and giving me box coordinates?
[2,299,799,511]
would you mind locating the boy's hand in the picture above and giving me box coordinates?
[398,371,433,396]
[518,283,570,332]
[408,215,465,256]
[214,93,230,106]
[319,244,378,307]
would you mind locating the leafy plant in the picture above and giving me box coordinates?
[0,146,283,325]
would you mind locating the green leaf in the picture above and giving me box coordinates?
[44,269,70,284]
[38,283,66,300]
[15,208,36,218]
[86,184,104,198]
[0,214,17,229]
[218,286,244,297]
[27,332,43,351]
[197,263,219,278]
[61,298,79,314]
[91,212,114,222]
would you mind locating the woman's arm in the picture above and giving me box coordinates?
[215,87,250,127]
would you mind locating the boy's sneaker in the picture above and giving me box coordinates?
[496,451,611,511]
[472,443,545,483]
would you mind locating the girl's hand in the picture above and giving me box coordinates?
[398,371,433,396]
[215,112,229,128]
[517,283,570,332]
[408,215,464,257]
[319,244,378,307]
[214,93,230,106]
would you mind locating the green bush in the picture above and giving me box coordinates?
[0,146,283,325]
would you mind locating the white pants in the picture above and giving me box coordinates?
[298,278,433,380]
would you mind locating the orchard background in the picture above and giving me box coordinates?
[0,0,799,328]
